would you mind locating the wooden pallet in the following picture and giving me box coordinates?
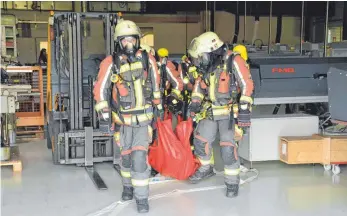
[16,126,44,141]
[0,146,22,172]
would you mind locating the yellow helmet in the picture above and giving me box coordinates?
[157,48,169,58]
[233,45,248,61]
[188,32,224,58]
[114,20,141,41]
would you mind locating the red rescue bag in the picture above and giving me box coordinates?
[148,117,200,180]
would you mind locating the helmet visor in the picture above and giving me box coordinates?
[120,36,137,47]
[119,36,139,54]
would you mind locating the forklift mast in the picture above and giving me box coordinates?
[46,12,122,190]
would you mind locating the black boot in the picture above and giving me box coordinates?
[189,165,215,184]
[226,184,239,198]
[136,199,149,213]
[122,186,133,201]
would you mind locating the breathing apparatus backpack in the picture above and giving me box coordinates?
[108,50,150,123]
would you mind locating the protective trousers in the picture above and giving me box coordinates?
[113,126,121,165]
[193,119,240,185]
[120,125,150,200]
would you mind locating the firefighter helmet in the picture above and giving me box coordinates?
[114,20,141,40]
[157,48,169,58]
[233,44,248,61]
[188,32,224,58]
[114,20,141,54]
[140,44,151,52]
[141,44,155,56]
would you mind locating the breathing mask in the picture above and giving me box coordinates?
[119,35,140,55]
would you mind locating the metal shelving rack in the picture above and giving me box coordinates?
[1,24,17,58]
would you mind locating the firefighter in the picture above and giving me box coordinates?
[93,20,162,213]
[232,44,250,142]
[179,40,202,120]
[180,53,199,92]
[140,44,156,56]
[156,48,184,116]
[187,32,254,198]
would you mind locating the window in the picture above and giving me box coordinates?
[40,41,48,51]
[140,27,154,47]
[328,26,343,43]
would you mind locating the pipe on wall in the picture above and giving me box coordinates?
[343,1,347,41]
[243,1,246,43]
[300,1,304,55]
[232,1,240,44]
[205,1,208,32]
[304,1,311,42]
[17,20,48,24]
[252,3,260,45]
[323,1,329,57]
[268,1,273,54]
[275,15,282,44]
[210,1,215,32]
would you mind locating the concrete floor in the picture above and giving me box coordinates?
[1,140,347,216]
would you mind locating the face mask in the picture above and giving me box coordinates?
[120,36,138,54]
[195,53,211,73]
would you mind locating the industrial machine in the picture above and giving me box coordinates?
[250,57,347,106]
[5,66,45,138]
[326,66,347,130]
[1,68,31,160]
[46,12,121,189]
[239,56,347,162]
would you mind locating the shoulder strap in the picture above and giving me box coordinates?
[141,50,149,72]
[172,61,179,71]
[226,53,237,74]
[112,52,121,75]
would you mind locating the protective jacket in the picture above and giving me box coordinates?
[191,51,254,120]
[93,50,161,126]
[158,59,184,99]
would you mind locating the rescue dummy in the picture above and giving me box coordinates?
[187,32,254,198]
[93,20,162,213]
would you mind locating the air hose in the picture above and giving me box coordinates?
[87,165,259,216]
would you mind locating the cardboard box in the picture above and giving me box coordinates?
[280,135,347,165]
[314,134,347,164]
[280,136,324,164]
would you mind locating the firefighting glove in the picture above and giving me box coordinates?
[189,101,201,116]
[166,95,183,114]
[97,109,114,134]
[234,124,244,141]
[99,120,114,134]
[155,104,164,120]
[238,102,252,128]
[97,107,110,121]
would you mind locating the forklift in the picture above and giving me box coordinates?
[46,12,122,190]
